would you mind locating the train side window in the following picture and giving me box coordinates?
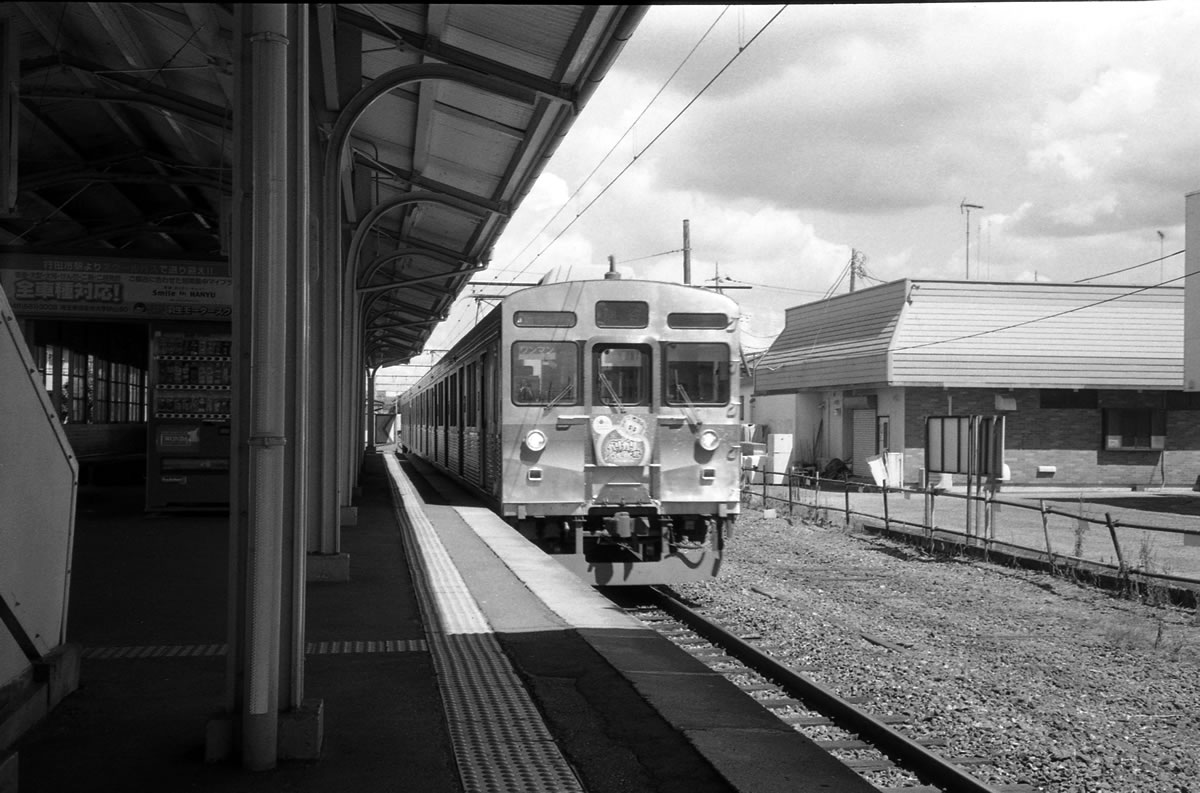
[596,301,648,328]
[594,344,651,407]
[512,342,579,406]
[664,343,730,405]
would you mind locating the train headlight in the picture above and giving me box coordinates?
[524,429,548,452]
[698,429,721,451]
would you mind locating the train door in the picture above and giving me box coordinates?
[450,370,461,475]
[436,379,446,466]
[463,361,478,482]
[481,347,499,495]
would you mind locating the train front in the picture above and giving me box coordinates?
[500,274,742,585]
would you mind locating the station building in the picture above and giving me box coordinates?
[751,279,1199,488]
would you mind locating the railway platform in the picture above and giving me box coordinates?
[11,451,873,793]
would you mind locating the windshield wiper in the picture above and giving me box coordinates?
[599,372,625,413]
[674,382,700,429]
[542,381,575,414]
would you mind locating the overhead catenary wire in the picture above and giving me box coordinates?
[430,6,787,352]
[490,7,731,279]
[498,5,789,286]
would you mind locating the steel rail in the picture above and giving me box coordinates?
[647,586,1007,793]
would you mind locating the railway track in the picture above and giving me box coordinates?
[612,586,1037,793]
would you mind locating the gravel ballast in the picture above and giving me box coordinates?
[673,512,1200,793]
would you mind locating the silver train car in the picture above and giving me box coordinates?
[397,271,743,585]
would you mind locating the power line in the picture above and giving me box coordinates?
[490,7,732,279]
[895,270,1195,353]
[501,5,788,285]
[721,276,827,298]
[1073,249,1184,283]
[433,7,787,352]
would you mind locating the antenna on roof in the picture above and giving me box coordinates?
[960,199,983,279]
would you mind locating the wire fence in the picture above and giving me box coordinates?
[742,466,1200,598]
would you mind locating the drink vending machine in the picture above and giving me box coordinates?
[146,324,232,510]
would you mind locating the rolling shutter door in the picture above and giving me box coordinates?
[851,409,876,476]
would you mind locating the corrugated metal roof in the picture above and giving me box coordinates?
[1,4,647,366]
[756,279,1185,393]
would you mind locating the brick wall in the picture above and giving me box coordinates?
[901,388,1200,487]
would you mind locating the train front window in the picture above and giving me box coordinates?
[664,343,730,406]
[512,342,578,406]
[593,344,651,407]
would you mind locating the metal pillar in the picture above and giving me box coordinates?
[220,3,314,771]
[285,0,313,722]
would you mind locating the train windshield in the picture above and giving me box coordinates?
[593,344,651,407]
[512,342,579,406]
[664,343,730,406]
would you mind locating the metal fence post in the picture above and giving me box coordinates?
[1040,500,1055,567]
[927,488,937,552]
[882,484,890,532]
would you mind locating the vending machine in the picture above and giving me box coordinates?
[146,324,232,510]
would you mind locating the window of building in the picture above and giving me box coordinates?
[663,343,729,405]
[512,341,578,406]
[1039,389,1098,409]
[31,321,147,424]
[1165,391,1200,410]
[1102,408,1165,450]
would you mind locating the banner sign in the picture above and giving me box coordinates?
[0,253,231,321]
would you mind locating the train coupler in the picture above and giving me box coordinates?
[603,511,651,540]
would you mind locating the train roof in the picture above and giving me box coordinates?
[507,272,741,308]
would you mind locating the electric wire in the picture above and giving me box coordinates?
[895,269,1196,352]
[486,7,731,281]
[497,5,788,286]
[432,7,786,353]
[1073,249,1184,283]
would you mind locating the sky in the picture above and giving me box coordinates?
[381,1,1200,389]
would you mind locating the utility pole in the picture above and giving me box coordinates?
[960,200,982,279]
[1158,229,1165,283]
[683,219,691,285]
[849,249,864,292]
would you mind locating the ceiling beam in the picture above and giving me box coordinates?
[336,5,577,106]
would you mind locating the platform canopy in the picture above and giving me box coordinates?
[1,3,647,365]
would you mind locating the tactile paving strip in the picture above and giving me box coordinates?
[385,455,584,793]
[81,639,427,660]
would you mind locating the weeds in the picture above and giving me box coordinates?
[1102,616,1197,664]
[1073,494,1088,558]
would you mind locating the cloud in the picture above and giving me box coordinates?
[425,1,1200,359]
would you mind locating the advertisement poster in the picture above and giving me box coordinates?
[0,253,231,321]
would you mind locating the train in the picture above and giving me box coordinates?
[397,266,743,585]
